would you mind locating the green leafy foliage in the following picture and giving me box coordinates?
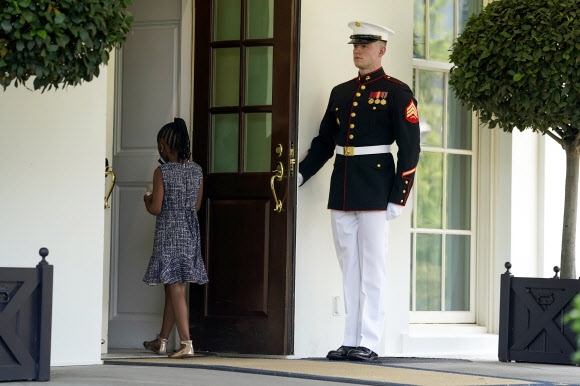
[449,0,580,140]
[0,0,134,91]
[564,295,580,363]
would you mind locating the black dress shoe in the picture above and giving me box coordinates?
[346,346,378,361]
[326,345,355,360]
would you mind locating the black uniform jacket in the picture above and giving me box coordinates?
[299,67,421,211]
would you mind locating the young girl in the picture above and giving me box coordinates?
[142,117,208,359]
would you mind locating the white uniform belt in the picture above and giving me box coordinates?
[336,145,391,156]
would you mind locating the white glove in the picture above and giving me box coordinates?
[297,172,304,187]
[386,203,404,221]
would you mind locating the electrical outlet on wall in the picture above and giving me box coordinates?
[332,296,341,316]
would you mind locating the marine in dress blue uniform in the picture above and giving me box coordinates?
[298,21,421,361]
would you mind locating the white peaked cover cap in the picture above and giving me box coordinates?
[348,21,395,43]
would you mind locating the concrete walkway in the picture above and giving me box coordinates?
[5,354,580,386]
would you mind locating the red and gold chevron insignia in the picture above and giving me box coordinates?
[405,100,419,123]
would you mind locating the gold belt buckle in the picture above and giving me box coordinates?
[343,146,355,156]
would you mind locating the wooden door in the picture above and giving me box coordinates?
[190,0,298,355]
[107,0,192,349]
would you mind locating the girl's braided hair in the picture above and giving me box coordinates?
[157,117,191,161]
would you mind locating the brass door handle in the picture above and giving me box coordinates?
[105,159,116,209]
[270,162,284,212]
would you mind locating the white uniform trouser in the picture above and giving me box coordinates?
[330,210,389,354]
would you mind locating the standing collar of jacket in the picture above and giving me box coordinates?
[357,67,385,84]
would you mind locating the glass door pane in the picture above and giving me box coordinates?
[429,0,454,61]
[244,113,271,172]
[418,70,445,147]
[447,89,472,150]
[446,154,471,230]
[413,0,426,59]
[416,152,443,228]
[213,48,240,107]
[445,235,470,311]
[212,114,239,173]
[247,0,273,39]
[416,234,442,311]
[214,0,241,41]
[246,46,273,106]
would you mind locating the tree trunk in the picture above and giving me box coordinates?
[561,148,579,279]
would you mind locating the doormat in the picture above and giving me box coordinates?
[104,355,541,386]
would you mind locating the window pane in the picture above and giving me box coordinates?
[458,0,482,35]
[244,113,271,172]
[429,0,454,61]
[418,70,444,147]
[447,88,472,150]
[416,152,443,228]
[213,48,240,107]
[413,0,426,59]
[446,154,471,230]
[445,235,470,311]
[247,0,273,39]
[212,114,239,173]
[246,46,273,106]
[213,0,241,41]
[416,234,442,311]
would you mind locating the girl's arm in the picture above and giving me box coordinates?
[145,167,164,215]
[196,180,203,212]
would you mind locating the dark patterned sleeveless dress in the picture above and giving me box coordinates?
[143,162,208,285]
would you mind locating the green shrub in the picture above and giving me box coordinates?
[564,295,580,364]
[0,0,134,91]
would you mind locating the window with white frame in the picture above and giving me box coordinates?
[410,0,481,323]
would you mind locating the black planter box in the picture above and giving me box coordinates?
[0,248,53,381]
[498,263,579,365]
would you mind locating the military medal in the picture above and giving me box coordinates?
[368,99,374,104]
[381,99,387,105]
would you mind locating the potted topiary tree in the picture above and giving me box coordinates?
[449,0,580,365]
[0,0,134,91]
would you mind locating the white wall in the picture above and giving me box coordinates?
[295,0,414,357]
[0,74,108,365]
[540,134,580,277]
[507,130,580,279]
[509,130,540,277]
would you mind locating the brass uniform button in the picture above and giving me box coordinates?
[335,107,339,111]
[350,124,355,128]
[405,181,409,184]
[400,200,404,204]
[353,102,358,106]
[349,134,354,139]
[361,85,366,90]
[356,92,361,97]
[403,190,406,193]
[351,112,356,117]
[373,106,377,110]
[336,118,340,125]
[377,164,381,168]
